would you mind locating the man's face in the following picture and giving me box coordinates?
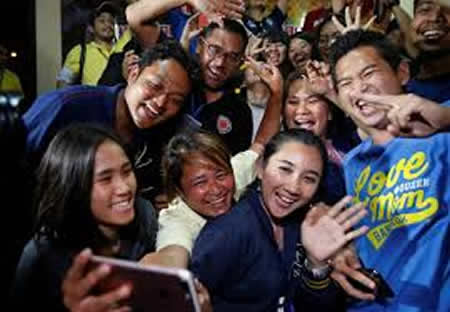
[411,0,450,52]
[93,12,115,42]
[199,28,244,90]
[335,46,408,130]
[124,58,191,129]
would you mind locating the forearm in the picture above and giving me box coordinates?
[126,0,187,29]
[139,245,190,268]
[391,5,419,59]
[251,91,282,154]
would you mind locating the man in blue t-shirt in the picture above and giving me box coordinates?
[328,29,450,311]
[24,40,198,204]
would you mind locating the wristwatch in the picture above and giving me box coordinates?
[303,257,332,280]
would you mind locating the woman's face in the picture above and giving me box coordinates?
[318,21,340,62]
[258,141,323,220]
[289,38,312,71]
[91,140,137,234]
[180,154,235,218]
[264,40,288,66]
[284,79,331,138]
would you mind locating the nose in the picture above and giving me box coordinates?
[153,93,168,109]
[352,79,369,94]
[284,175,302,196]
[208,179,222,195]
[212,53,226,67]
[295,102,311,115]
[115,177,131,195]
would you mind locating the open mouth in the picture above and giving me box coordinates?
[111,198,133,213]
[354,99,379,116]
[143,102,161,119]
[275,191,297,209]
[206,67,225,83]
[293,119,316,131]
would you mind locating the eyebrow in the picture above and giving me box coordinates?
[278,159,321,176]
[336,63,377,84]
[95,161,132,177]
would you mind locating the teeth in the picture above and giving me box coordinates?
[146,103,160,116]
[279,194,295,205]
[112,200,131,212]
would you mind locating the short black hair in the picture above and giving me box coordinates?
[200,18,249,53]
[263,29,289,46]
[138,39,200,84]
[329,30,403,89]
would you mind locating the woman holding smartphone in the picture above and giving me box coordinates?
[10,124,157,311]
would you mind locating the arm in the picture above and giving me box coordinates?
[391,4,419,59]
[245,58,283,155]
[139,245,189,268]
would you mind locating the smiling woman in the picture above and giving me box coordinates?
[9,124,157,311]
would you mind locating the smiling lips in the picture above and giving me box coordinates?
[294,118,316,131]
[275,191,298,209]
[111,198,133,213]
[143,102,161,119]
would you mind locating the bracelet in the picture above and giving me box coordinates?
[303,257,332,280]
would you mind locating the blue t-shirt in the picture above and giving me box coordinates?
[344,131,450,311]
[23,84,121,160]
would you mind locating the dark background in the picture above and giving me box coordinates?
[0,0,127,110]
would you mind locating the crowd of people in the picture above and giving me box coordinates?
[4,0,450,311]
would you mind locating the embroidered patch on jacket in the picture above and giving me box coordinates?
[217,115,232,134]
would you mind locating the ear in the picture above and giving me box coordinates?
[396,60,410,87]
[256,156,264,181]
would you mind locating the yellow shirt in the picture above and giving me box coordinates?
[0,69,23,93]
[58,41,113,86]
[111,28,133,54]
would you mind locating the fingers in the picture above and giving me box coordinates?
[65,248,92,284]
[332,15,346,33]
[328,195,353,218]
[354,6,361,27]
[351,92,397,110]
[331,271,376,301]
[334,201,366,226]
[345,225,369,241]
[345,7,352,29]
[363,15,377,30]
[76,284,132,312]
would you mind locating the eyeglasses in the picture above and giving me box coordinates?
[200,38,242,65]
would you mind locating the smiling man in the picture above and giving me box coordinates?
[329,29,450,311]
[24,40,199,203]
[406,0,450,102]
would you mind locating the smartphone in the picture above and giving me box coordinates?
[88,255,201,312]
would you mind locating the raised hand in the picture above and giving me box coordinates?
[122,50,140,80]
[301,196,368,264]
[62,249,132,312]
[190,0,246,20]
[333,6,377,34]
[330,244,376,300]
[244,56,284,96]
[351,92,450,137]
[305,60,338,104]
[245,35,264,59]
